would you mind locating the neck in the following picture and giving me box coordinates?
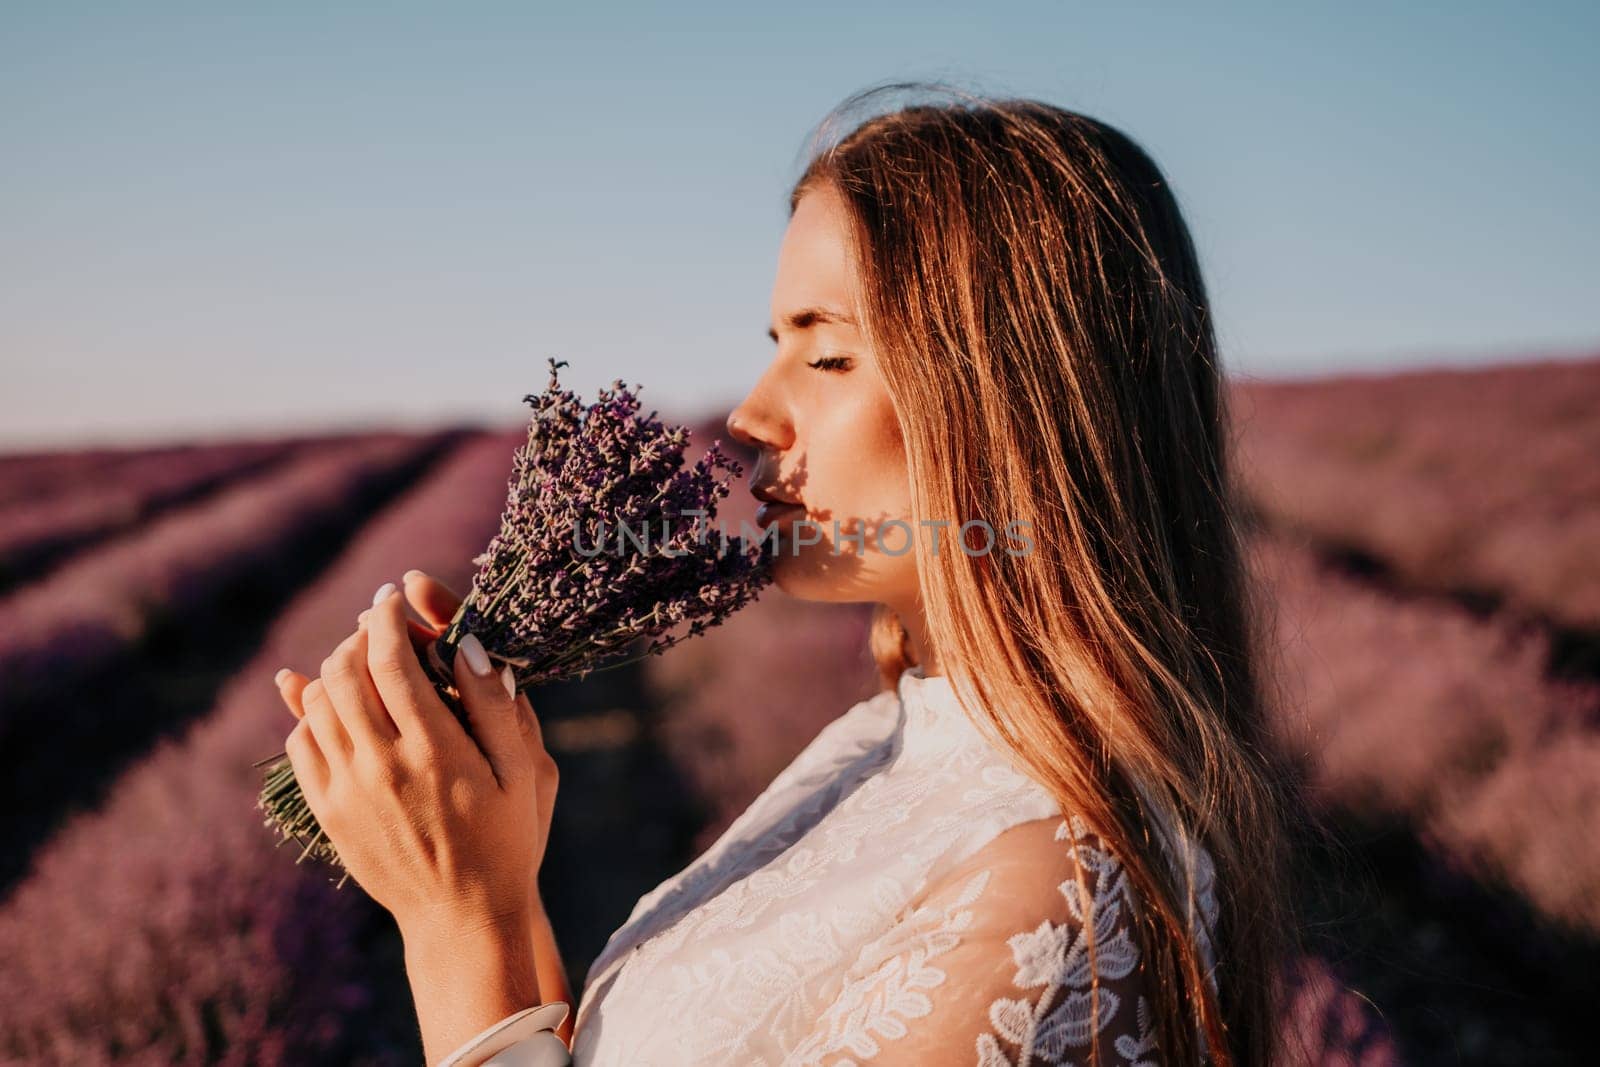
[892,597,943,677]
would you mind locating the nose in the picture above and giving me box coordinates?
[724,407,756,449]
[725,390,790,453]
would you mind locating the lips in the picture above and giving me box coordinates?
[750,480,803,528]
[750,484,800,506]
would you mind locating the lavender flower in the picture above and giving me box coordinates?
[256,359,773,884]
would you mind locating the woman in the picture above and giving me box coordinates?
[275,84,1305,1066]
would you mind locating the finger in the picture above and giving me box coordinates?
[302,676,355,765]
[451,631,527,789]
[357,606,439,652]
[275,667,312,720]
[285,715,330,797]
[365,580,450,740]
[320,625,400,749]
[512,691,545,752]
[402,569,465,632]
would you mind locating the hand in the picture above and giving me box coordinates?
[272,571,560,940]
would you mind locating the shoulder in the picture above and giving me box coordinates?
[930,806,1222,1007]
[911,811,1145,949]
[798,812,1170,1066]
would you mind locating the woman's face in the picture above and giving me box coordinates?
[725,184,920,612]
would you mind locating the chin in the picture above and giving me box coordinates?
[766,539,888,605]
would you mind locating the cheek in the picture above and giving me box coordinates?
[807,392,909,521]
[772,391,922,603]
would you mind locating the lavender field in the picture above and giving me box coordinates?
[1,355,1596,1065]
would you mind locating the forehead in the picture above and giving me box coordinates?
[771,187,859,325]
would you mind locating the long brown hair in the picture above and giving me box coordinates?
[793,83,1308,1066]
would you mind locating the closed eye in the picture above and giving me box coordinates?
[806,355,853,372]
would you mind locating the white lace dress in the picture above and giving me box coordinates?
[440,665,1221,1067]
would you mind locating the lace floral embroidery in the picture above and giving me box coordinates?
[1114,998,1161,1067]
[792,814,1164,1067]
[801,866,992,1063]
[977,816,1142,1065]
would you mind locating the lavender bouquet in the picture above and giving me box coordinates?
[255,358,773,886]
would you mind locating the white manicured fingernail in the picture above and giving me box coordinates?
[274,667,290,686]
[500,664,517,699]
[459,632,493,676]
[372,581,395,606]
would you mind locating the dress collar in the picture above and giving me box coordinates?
[894,663,989,759]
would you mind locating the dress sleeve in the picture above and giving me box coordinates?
[435,1001,572,1067]
[787,813,1169,1067]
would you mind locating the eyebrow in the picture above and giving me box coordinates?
[767,306,857,343]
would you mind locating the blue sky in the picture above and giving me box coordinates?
[2,2,1595,449]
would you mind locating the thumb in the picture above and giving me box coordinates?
[452,631,525,787]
